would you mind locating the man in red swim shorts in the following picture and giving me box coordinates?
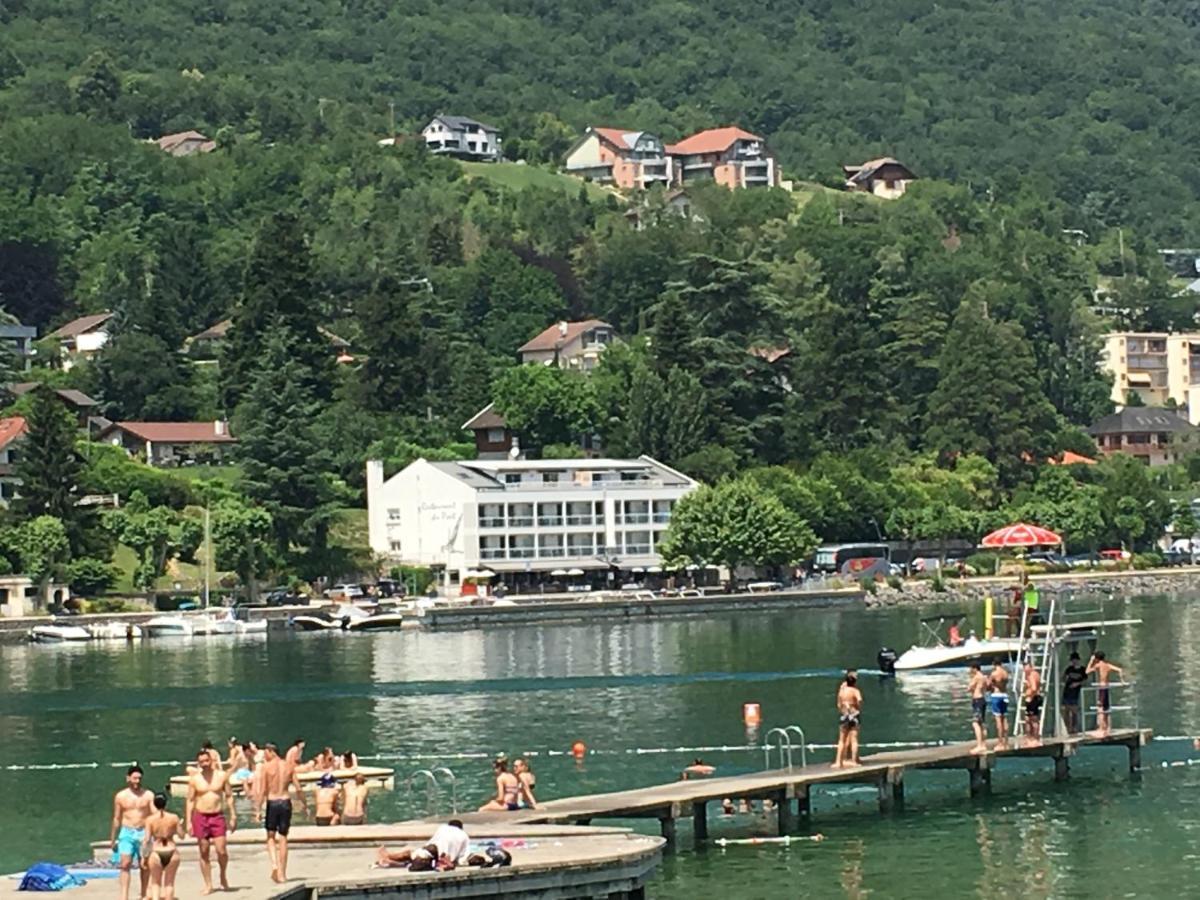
[185,748,237,893]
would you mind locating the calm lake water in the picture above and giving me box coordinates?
[1,595,1198,897]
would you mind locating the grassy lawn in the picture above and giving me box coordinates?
[790,179,842,208]
[330,507,368,550]
[110,542,232,594]
[459,161,616,201]
[186,464,243,485]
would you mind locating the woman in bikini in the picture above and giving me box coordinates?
[478,757,522,811]
[143,793,183,900]
[513,758,538,809]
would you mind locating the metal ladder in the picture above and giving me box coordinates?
[763,725,807,770]
[1010,590,1058,739]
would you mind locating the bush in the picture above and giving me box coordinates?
[389,565,435,594]
[931,572,947,592]
[965,552,1000,575]
[858,575,877,594]
[85,597,139,613]
[886,574,903,591]
[1132,551,1164,570]
[65,557,119,596]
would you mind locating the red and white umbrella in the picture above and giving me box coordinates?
[980,522,1063,548]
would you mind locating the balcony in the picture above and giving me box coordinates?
[1127,355,1167,369]
[480,548,506,560]
[565,515,595,526]
[620,513,650,525]
[538,516,563,527]
[479,517,506,529]
[624,543,651,555]
[653,512,671,524]
[566,544,595,558]
[508,516,533,528]
[509,548,535,559]
[538,547,566,558]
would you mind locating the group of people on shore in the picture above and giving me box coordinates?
[830,648,1127,767]
[108,736,371,900]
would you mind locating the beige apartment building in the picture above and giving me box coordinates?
[1101,332,1200,423]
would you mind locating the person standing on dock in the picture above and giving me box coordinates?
[1087,651,1125,736]
[257,742,309,884]
[1061,652,1088,734]
[968,663,989,754]
[988,661,1011,750]
[833,669,863,768]
[109,764,155,900]
[1022,658,1043,745]
[185,747,237,894]
[341,773,369,825]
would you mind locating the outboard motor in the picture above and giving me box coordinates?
[877,647,898,677]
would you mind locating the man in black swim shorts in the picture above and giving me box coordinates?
[256,742,308,883]
[968,662,988,754]
[833,670,863,768]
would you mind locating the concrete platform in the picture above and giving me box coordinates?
[1,825,662,900]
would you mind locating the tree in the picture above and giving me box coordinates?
[925,294,1060,485]
[72,51,121,117]
[93,331,197,420]
[104,491,203,590]
[234,328,340,561]
[13,385,94,554]
[1011,466,1105,552]
[352,274,427,414]
[658,477,818,573]
[2,516,69,592]
[492,365,600,452]
[211,498,274,598]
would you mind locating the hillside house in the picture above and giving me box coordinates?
[518,320,615,371]
[421,115,502,162]
[6,383,98,426]
[96,420,236,467]
[0,416,27,506]
[463,403,516,459]
[666,127,777,189]
[563,127,673,189]
[842,157,916,199]
[155,131,216,157]
[46,311,114,370]
[1087,407,1199,467]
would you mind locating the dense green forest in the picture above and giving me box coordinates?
[3,0,1200,588]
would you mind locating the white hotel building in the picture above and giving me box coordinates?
[366,456,698,588]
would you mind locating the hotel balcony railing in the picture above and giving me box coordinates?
[509,548,535,559]
[479,517,506,528]
[566,545,595,557]
[538,547,566,558]
[480,548,507,560]
[538,517,564,527]
[566,515,598,526]
[508,516,533,528]
[619,513,650,525]
[652,512,671,524]
[624,544,652,555]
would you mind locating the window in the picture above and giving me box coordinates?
[542,472,560,484]
[387,508,401,522]
[389,540,402,552]
[505,473,522,485]
[487,428,507,443]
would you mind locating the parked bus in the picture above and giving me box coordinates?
[811,543,891,577]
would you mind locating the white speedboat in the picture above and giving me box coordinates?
[29,622,91,643]
[291,603,405,632]
[346,604,407,631]
[893,614,1022,671]
[142,615,195,638]
[88,621,142,640]
[193,611,267,636]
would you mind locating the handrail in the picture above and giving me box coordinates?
[783,725,808,768]
[406,769,440,817]
[763,728,792,770]
[431,766,458,813]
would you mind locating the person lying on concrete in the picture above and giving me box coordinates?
[376,820,471,871]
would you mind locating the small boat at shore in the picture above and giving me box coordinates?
[28,621,92,643]
[193,611,267,636]
[88,621,142,640]
[894,614,1022,671]
[141,615,194,638]
[291,603,406,632]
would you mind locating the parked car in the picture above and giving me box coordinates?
[1099,548,1130,561]
[1025,551,1070,570]
[325,583,364,600]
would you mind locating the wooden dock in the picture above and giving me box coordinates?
[458,728,1152,846]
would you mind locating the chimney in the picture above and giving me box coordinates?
[214,419,226,436]
[558,320,569,336]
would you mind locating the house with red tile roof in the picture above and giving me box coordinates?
[518,320,616,371]
[666,127,777,189]
[155,130,216,157]
[47,311,114,370]
[842,157,916,199]
[563,127,674,190]
[96,420,236,467]
[0,415,27,505]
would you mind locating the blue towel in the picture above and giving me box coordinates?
[18,863,85,891]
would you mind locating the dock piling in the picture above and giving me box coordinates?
[1128,742,1141,772]
[774,790,793,835]
[1054,752,1070,781]
[692,801,708,841]
[659,815,677,847]
[796,785,810,817]
[969,764,991,797]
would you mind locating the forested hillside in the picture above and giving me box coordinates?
[1,0,1198,586]
[4,0,1200,236]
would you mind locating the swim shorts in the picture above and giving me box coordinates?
[971,697,987,724]
[114,825,145,860]
[265,799,292,836]
[1025,695,1043,718]
[839,712,861,730]
[989,694,1008,717]
[342,815,365,826]
[191,811,227,840]
[1098,688,1111,711]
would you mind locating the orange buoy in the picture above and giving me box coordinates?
[743,702,762,725]
[571,740,587,759]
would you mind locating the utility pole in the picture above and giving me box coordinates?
[204,500,211,609]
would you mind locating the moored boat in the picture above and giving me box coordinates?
[87,621,142,640]
[893,614,1022,671]
[28,622,92,643]
[141,615,195,638]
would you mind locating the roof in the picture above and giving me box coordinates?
[7,383,98,407]
[98,421,237,444]
[191,319,232,342]
[1087,408,1199,435]
[155,131,216,156]
[748,345,792,364]
[431,114,498,134]
[462,403,507,431]
[425,455,695,488]
[47,311,114,339]
[0,416,27,452]
[518,319,612,354]
[843,157,915,184]
[666,127,763,156]
[1048,450,1097,466]
[591,127,649,151]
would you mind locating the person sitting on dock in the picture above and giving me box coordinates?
[342,773,369,825]
[312,746,337,772]
[479,756,523,811]
[1062,652,1088,735]
[833,669,863,768]
[377,820,471,870]
[514,758,538,808]
[1022,658,1043,746]
[1087,651,1125,736]
[341,749,359,771]
[968,662,989,754]
[313,773,341,826]
[988,661,1011,751]
[681,758,716,780]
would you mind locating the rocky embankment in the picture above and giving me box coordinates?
[864,568,1200,608]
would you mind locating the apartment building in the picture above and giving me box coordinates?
[563,127,674,189]
[366,456,697,588]
[421,115,502,162]
[1100,331,1200,423]
[666,127,777,188]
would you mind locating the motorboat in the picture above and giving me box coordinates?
[346,604,407,631]
[193,611,267,636]
[88,621,142,640]
[892,614,1022,671]
[28,621,92,643]
[141,615,195,638]
[291,603,405,632]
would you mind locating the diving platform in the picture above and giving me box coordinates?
[457,728,1152,846]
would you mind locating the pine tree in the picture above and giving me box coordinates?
[925,295,1060,485]
[221,213,332,413]
[234,328,339,560]
[353,273,427,414]
[14,385,94,553]
[650,291,696,375]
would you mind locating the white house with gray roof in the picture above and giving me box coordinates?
[366,456,697,588]
[421,115,502,162]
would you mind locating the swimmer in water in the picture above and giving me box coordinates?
[681,758,716,780]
